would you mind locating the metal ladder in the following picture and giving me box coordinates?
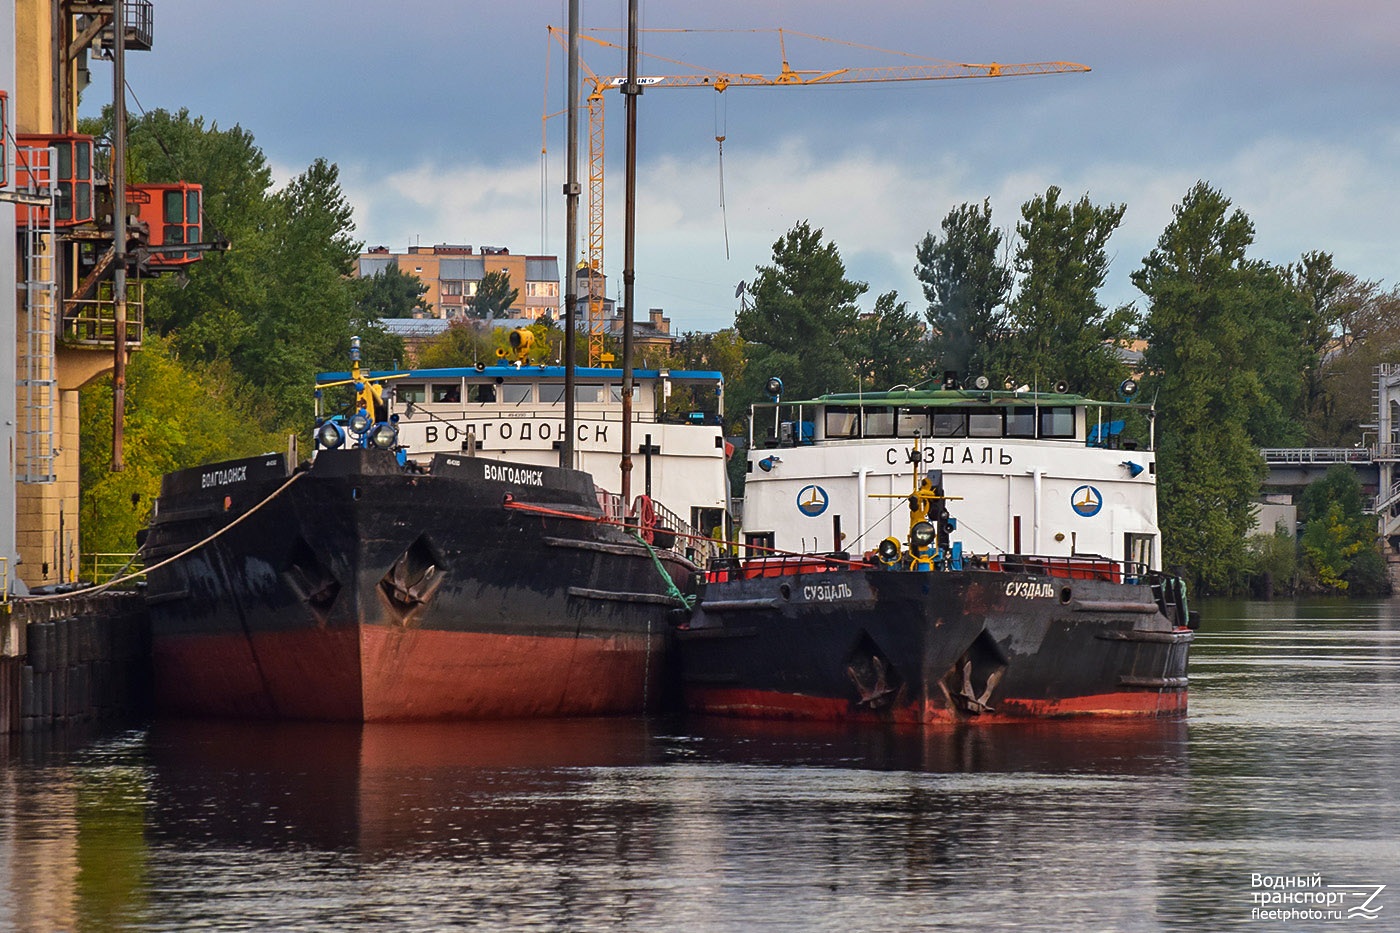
[16,145,57,484]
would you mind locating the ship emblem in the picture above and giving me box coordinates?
[1071,484,1103,517]
[796,484,829,517]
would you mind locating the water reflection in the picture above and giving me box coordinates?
[3,599,1399,932]
[146,718,666,855]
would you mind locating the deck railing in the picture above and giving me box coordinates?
[81,553,143,586]
[595,490,719,565]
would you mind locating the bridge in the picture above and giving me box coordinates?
[1256,366,1400,543]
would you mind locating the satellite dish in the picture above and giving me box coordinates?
[1119,378,1139,398]
[735,281,747,298]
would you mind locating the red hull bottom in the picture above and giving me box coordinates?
[686,686,1188,725]
[154,625,663,721]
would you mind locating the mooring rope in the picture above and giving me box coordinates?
[629,532,695,610]
[17,471,307,604]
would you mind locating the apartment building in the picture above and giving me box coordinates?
[357,244,561,322]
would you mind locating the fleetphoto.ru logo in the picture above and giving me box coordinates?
[1250,873,1385,922]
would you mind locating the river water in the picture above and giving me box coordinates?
[2,599,1398,932]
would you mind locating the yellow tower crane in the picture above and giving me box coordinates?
[546,27,1091,367]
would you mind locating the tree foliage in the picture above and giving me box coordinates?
[1303,275,1400,445]
[93,109,403,425]
[80,338,286,556]
[466,270,519,320]
[1002,186,1134,397]
[915,200,1011,379]
[355,262,432,319]
[1133,182,1269,591]
[734,221,867,416]
[851,291,926,392]
[1298,466,1389,595]
[668,329,748,430]
[1290,251,1348,430]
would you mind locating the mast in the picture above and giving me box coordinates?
[111,0,128,471]
[560,0,580,469]
[619,0,640,504]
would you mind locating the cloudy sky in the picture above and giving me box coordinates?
[84,1,1400,332]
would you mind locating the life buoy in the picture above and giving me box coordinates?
[633,495,657,544]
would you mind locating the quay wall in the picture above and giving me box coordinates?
[0,592,150,733]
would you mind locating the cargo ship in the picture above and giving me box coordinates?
[675,376,1196,723]
[143,339,731,720]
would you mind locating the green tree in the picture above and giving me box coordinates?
[1298,465,1388,595]
[1244,527,1300,598]
[914,199,1012,379]
[94,109,397,425]
[1234,260,1311,447]
[1132,182,1268,591]
[238,157,379,422]
[852,291,927,392]
[1303,275,1400,445]
[109,108,278,362]
[734,221,866,417]
[355,262,432,319]
[1290,251,1347,429]
[668,328,748,431]
[466,270,519,320]
[416,321,505,368]
[79,338,286,557]
[1003,186,1134,397]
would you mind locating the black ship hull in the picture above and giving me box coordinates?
[675,560,1193,723]
[144,448,688,721]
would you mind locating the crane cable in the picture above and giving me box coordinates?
[715,94,729,260]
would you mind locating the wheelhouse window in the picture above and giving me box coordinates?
[824,406,859,438]
[431,383,461,403]
[863,407,895,437]
[467,384,496,403]
[397,383,426,404]
[931,410,967,438]
[968,411,1003,438]
[1005,407,1037,438]
[897,407,931,438]
[575,384,603,403]
[501,384,532,404]
[539,384,566,403]
[1039,406,1076,439]
[609,385,639,403]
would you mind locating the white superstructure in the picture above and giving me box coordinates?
[740,386,1161,571]
[317,362,732,551]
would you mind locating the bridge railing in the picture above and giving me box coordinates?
[1371,481,1400,515]
[1261,447,1374,464]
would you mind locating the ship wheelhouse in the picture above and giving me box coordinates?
[741,385,1161,573]
[313,361,733,562]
